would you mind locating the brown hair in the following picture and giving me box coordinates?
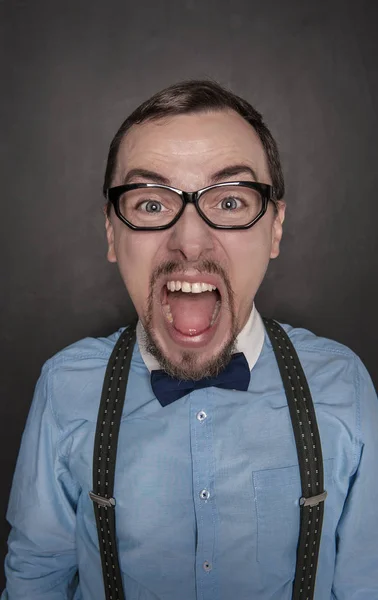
[103,80,285,212]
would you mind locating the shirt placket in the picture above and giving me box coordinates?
[190,390,219,600]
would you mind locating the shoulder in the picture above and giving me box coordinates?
[268,320,375,403]
[277,320,359,372]
[49,328,125,365]
[39,327,132,429]
[280,321,356,362]
[263,320,377,462]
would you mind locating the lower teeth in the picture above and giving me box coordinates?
[163,304,173,323]
[210,300,221,326]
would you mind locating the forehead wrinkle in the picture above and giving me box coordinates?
[115,114,270,187]
[120,117,264,161]
[126,137,261,160]
[117,154,265,190]
[120,144,263,171]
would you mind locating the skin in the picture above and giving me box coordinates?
[105,109,286,379]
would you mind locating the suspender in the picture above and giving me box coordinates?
[89,318,327,600]
[89,323,137,600]
[263,319,327,599]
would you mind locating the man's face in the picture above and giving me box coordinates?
[106,109,285,379]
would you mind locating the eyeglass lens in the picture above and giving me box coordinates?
[118,186,263,228]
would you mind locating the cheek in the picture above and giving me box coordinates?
[225,226,273,293]
[226,224,273,264]
[113,231,158,306]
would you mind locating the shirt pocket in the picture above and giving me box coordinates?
[252,458,334,577]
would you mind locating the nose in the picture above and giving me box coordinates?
[166,203,215,261]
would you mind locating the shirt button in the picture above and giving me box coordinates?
[196,410,207,422]
[199,489,210,501]
[203,561,212,572]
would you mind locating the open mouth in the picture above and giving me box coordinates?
[160,278,222,339]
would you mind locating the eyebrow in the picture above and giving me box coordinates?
[123,168,170,185]
[122,163,259,186]
[210,164,258,183]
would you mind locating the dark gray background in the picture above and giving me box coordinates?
[1,0,377,590]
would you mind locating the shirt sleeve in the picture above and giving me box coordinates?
[332,357,378,598]
[1,361,80,600]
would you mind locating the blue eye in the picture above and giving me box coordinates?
[141,200,163,213]
[220,197,241,210]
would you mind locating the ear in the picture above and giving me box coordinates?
[270,201,286,259]
[104,207,117,263]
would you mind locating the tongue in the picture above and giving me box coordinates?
[167,291,218,335]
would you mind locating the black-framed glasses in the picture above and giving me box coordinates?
[105,181,276,231]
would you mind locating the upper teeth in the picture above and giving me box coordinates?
[166,281,217,293]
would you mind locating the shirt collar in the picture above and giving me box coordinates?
[137,304,265,373]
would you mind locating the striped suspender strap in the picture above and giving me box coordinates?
[89,323,137,600]
[263,318,327,600]
[90,318,327,600]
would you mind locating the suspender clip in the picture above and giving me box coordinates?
[300,490,327,507]
[89,491,116,508]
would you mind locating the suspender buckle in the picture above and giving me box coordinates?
[89,491,116,508]
[300,490,327,507]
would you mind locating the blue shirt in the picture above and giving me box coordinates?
[2,320,378,599]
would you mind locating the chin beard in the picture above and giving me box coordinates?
[142,326,238,381]
[142,259,238,381]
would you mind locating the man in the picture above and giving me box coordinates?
[2,80,378,600]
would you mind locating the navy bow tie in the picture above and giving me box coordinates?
[150,352,251,407]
